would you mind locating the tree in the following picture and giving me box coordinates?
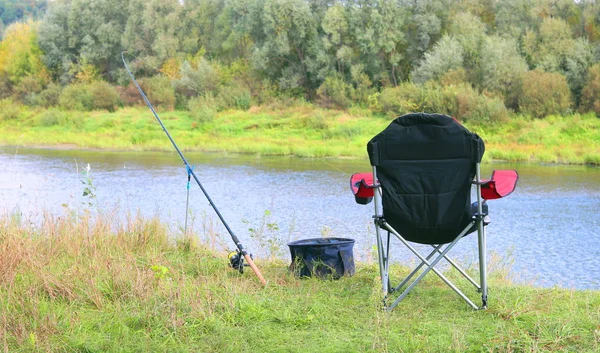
[38,0,129,83]
[122,0,181,66]
[411,35,464,84]
[251,0,318,95]
[0,21,49,86]
[478,36,528,109]
[348,0,406,86]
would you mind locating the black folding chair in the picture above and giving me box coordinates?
[350,113,518,310]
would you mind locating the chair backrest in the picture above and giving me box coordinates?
[367,113,485,244]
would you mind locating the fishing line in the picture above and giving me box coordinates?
[121,51,267,286]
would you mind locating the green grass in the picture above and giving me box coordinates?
[1,211,599,352]
[2,104,600,165]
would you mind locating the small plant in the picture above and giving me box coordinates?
[150,265,169,280]
[244,210,283,259]
[81,163,97,209]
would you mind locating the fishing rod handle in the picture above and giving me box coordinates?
[244,254,267,286]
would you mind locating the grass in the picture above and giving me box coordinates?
[1,104,600,165]
[1,210,599,352]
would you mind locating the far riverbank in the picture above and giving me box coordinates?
[1,105,599,165]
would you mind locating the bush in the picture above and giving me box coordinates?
[579,63,600,116]
[59,83,93,111]
[13,75,42,105]
[90,81,120,112]
[215,84,252,111]
[0,98,20,120]
[188,95,216,124]
[378,83,445,116]
[316,75,353,109]
[35,83,62,107]
[446,84,509,123]
[118,83,143,107]
[377,82,508,123]
[140,75,175,110]
[0,73,12,100]
[37,109,68,126]
[519,70,572,118]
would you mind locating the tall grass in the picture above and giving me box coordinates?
[1,210,599,352]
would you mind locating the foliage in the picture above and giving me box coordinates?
[0,21,49,86]
[0,98,19,120]
[34,82,62,107]
[2,0,600,115]
[140,75,176,110]
[412,35,464,85]
[579,63,600,116]
[58,83,93,111]
[90,81,120,112]
[216,83,252,111]
[187,95,216,125]
[12,75,42,105]
[519,70,572,118]
[316,74,353,109]
[36,108,67,126]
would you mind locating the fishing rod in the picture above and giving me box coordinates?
[121,51,267,286]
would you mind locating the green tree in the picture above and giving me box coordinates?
[122,0,181,64]
[38,0,129,83]
[412,35,464,84]
[348,0,406,86]
[0,21,49,86]
[251,0,317,95]
[478,36,528,109]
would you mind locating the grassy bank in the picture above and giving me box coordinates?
[1,211,599,352]
[1,104,600,164]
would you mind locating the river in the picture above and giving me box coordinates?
[1,146,599,290]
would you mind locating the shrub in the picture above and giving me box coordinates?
[378,83,422,116]
[579,63,600,116]
[37,109,67,126]
[12,75,42,105]
[175,59,220,98]
[35,83,62,107]
[519,70,572,118]
[188,95,216,124]
[0,73,12,99]
[215,84,252,111]
[90,81,120,112]
[0,98,20,120]
[316,75,353,109]
[140,75,175,110]
[446,84,509,123]
[118,83,143,107]
[59,83,93,111]
[378,83,445,116]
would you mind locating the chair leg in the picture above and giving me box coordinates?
[478,221,488,309]
[431,245,481,291]
[374,221,389,294]
[384,222,479,311]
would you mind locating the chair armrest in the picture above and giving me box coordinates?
[479,170,519,200]
[350,173,377,205]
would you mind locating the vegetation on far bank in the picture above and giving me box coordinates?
[1,102,600,166]
[0,210,599,352]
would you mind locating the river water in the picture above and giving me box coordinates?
[1,146,599,290]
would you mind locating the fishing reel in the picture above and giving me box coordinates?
[228,250,253,274]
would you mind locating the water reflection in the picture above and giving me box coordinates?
[1,146,599,289]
